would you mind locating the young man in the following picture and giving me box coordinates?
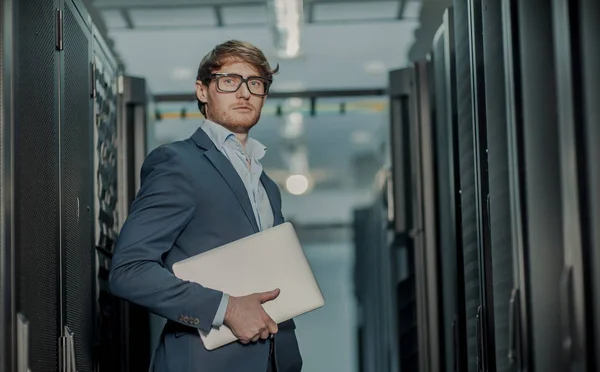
[109,40,303,372]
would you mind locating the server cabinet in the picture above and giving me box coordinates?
[480,1,514,371]
[552,0,599,369]
[500,0,530,369]
[117,76,152,372]
[411,59,443,372]
[431,8,468,372]
[452,1,483,370]
[13,0,62,370]
[0,1,15,371]
[389,67,419,372]
[516,0,565,371]
[352,182,398,372]
[61,1,95,370]
[580,0,600,369]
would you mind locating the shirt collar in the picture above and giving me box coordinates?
[200,119,267,160]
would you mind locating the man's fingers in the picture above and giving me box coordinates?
[259,288,280,303]
[266,318,278,334]
[260,329,270,340]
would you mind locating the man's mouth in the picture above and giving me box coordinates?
[233,106,253,111]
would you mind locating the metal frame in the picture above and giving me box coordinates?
[0,0,16,371]
[154,88,386,103]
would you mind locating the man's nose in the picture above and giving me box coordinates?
[236,82,251,99]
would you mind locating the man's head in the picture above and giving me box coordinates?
[195,40,278,134]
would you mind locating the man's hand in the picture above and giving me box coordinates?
[223,288,280,344]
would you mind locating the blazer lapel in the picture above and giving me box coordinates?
[260,172,284,226]
[192,128,260,233]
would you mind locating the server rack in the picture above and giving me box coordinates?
[579,0,600,369]
[431,8,468,372]
[412,59,444,372]
[452,0,484,370]
[480,1,514,371]
[3,0,146,370]
[552,0,598,369]
[61,2,95,370]
[516,0,565,371]
[13,0,63,370]
[0,0,15,371]
[352,176,399,372]
[500,0,530,369]
[388,67,419,372]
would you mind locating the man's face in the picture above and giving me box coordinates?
[196,60,267,133]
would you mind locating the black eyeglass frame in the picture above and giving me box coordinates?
[209,73,272,97]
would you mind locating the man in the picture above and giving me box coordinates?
[109,40,303,372]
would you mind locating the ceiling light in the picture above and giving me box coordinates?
[267,0,303,59]
[364,60,387,75]
[172,67,193,81]
[286,174,310,195]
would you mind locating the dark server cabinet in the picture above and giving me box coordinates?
[61,1,95,371]
[92,17,126,372]
[13,0,63,370]
[480,1,515,371]
[352,180,399,372]
[453,0,490,370]
[579,0,600,369]
[516,0,565,371]
[412,59,444,372]
[389,62,445,372]
[0,1,15,371]
[552,0,599,369]
[6,0,133,370]
[389,67,419,372]
[499,0,530,369]
[431,8,468,372]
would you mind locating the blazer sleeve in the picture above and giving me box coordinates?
[109,145,223,334]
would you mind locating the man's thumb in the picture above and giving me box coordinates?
[260,288,280,303]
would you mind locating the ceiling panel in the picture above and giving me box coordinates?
[100,9,129,28]
[402,0,422,18]
[129,7,217,27]
[313,1,399,22]
[221,5,268,25]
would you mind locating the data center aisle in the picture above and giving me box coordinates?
[294,241,359,372]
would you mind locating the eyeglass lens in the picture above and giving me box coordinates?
[216,75,267,95]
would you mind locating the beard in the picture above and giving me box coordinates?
[205,104,261,134]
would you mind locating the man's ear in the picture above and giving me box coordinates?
[195,80,208,104]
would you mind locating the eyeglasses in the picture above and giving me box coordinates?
[210,73,271,96]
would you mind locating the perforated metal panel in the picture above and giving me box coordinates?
[453,1,479,371]
[481,1,513,371]
[14,0,60,370]
[63,3,94,371]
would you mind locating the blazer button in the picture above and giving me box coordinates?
[193,318,200,325]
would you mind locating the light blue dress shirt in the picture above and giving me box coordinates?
[199,119,275,328]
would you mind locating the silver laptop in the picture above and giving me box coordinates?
[172,222,325,350]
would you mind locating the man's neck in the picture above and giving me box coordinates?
[235,132,248,148]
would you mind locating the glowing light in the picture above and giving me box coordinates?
[286,174,309,195]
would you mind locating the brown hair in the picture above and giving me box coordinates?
[196,40,279,115]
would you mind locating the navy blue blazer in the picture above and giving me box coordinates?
[109,127,302,372]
